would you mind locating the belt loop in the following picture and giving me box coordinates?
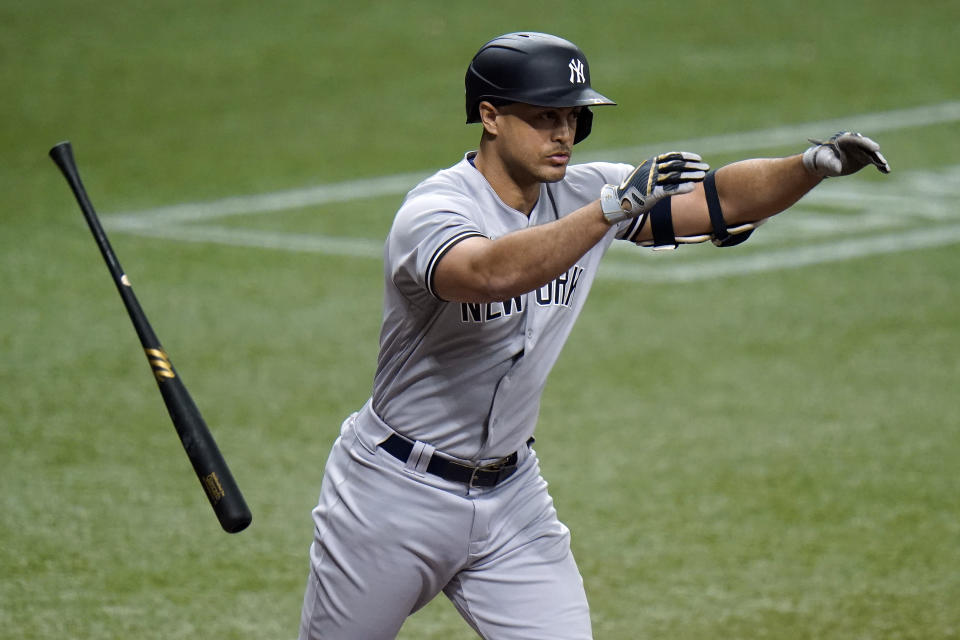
[404,441,433,477]
[413,442,434,475]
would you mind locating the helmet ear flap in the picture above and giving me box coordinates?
[574,107,593,145]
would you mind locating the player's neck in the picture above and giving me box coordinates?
[473,148,540,215]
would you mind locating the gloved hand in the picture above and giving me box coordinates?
[802,131,891,178]
[600,152,709,223]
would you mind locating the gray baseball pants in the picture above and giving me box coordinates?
[298,410,592,639]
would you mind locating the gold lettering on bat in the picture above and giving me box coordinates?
[203,472,225,503]
[144,348,176,381]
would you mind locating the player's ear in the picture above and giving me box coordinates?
[478,101,501,137]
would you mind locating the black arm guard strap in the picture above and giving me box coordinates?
[705,170,754,247]
[648,198,678,250]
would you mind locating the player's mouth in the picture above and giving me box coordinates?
[547,149,571,165]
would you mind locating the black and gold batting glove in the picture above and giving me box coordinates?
[600,151,709,224]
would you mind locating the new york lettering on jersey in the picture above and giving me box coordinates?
[460,264,585,323]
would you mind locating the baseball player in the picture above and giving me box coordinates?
[298,32,890,639]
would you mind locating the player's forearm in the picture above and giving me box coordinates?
[631,154,822,243]
[714,155,822,224]
[434,202,610,303]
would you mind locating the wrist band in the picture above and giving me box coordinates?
[600,184,628,224]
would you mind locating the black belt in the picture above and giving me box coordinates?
[379,434,519,488]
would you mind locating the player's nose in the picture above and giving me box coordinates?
[554,118,575,144]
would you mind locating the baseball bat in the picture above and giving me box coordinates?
[49,141,252,534]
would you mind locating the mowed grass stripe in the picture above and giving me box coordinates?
[102,101,960,281]
[106,100,960,224]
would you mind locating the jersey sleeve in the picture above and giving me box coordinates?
[387,193,486,303]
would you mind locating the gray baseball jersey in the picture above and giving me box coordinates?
[301,151,643,639]
[359,151,638,461]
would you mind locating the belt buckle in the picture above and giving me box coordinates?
[468,465,483,489]
[468,457,513,489]
[469,462,495,489]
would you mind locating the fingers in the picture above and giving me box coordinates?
[804,131,892,177]
[662,180,698,195]
[836,132,879,151]
[614,151,710,217]
[871,150,891,174]
[847,135,891,174]
[836,132,892,175]
[658,151,704,163]
[657,159,710,174]
[655,151,709,185]
[658,168,709,182]
[853,147,891,174]
[655,151,708,174]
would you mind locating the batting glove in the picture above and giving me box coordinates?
[600,152,709,224]
[802,131,891,178]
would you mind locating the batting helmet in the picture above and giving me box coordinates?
[465,32,615,144]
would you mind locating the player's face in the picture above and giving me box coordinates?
[493,104,580,184]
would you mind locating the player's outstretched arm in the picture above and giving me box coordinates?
[678,154,821,233]
[633,131,890,247]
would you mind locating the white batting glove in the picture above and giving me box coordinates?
[600,152,709,224]
[802,131,891,178]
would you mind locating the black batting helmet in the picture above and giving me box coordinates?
[465,32,615,144]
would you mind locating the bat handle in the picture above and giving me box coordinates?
[49,141,126,282]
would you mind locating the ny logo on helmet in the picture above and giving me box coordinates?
[568,58,585,84]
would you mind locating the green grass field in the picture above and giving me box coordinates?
[2,1,958,638]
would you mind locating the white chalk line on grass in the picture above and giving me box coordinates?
[108,163,960,282]
[119,218,960,283]
[108,172,432,226]
[600,225,960,283]
[116,223,385,258]
[104,101,960,282]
